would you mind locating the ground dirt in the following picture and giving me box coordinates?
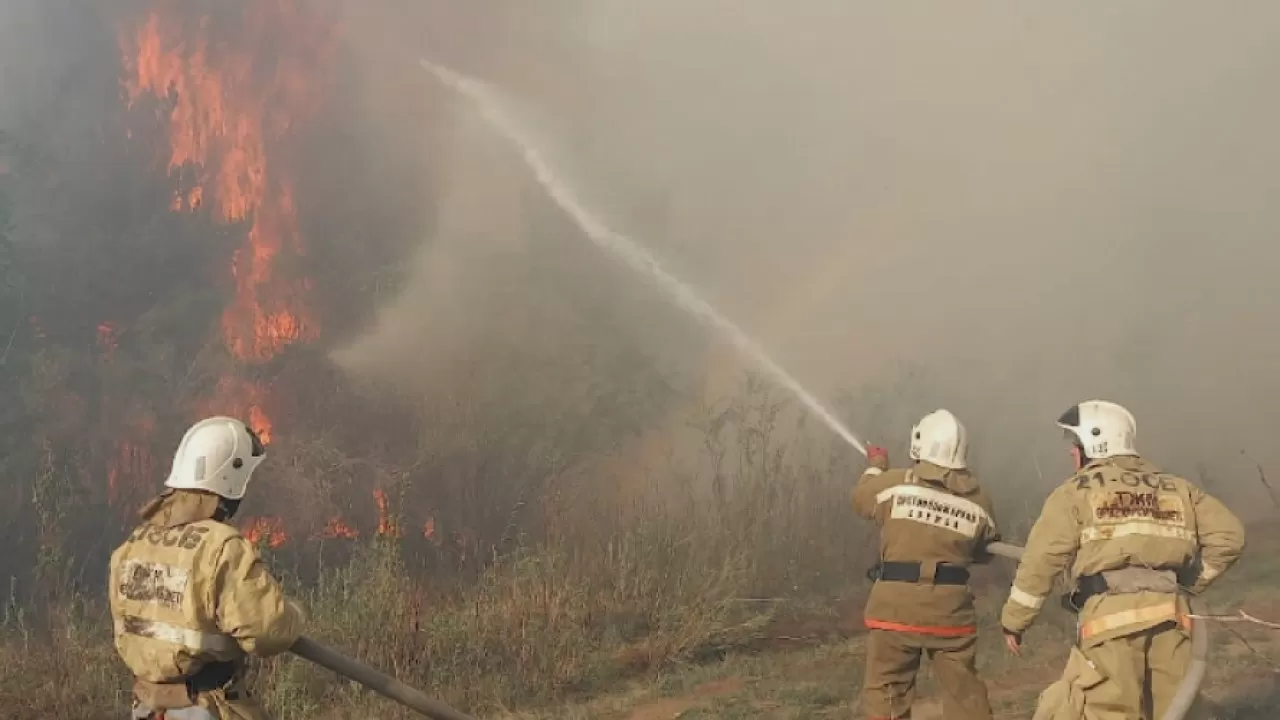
[625,679,745,720]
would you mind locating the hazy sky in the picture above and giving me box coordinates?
[335,2,1280,513]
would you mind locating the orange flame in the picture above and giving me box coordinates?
[119,3,340,516]
[243,516,287,548]
[248,403,273,446]
[373,489,401,538]
[121,3,339,455]
[196,376,273,445]
[172,185,203,212]
[121,5,330,363]
[317,515,360,540]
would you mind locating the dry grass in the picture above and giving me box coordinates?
[3,387,1279,719]
[5,518,1278,720]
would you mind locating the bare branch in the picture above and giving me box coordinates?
[1240,449,1280,511]
[0,288,23,365]
[1186,609,1280,631]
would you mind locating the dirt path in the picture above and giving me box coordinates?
[623,679,744,720]
[620,677,949,720]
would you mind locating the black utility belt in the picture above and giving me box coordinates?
[867,561,969,586]
[180,659,239,694]
[1068,572,1111,608]
[1062,567,1182,613]
[134,660,241,709]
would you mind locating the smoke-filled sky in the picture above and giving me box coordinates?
[332,2,1280,512]
[5,1,1280,520]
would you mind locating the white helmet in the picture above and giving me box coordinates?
[909,409,968,469]
[1056,400,1137,459]
[164,416,266,500]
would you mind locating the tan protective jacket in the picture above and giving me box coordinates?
[852,461,1001,634]
[1001,455,1245,644]
[109,491,304,684]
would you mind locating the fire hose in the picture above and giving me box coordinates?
[288,637,476,720]
[985,541,1207,720]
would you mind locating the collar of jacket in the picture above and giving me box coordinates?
[912,460,979,495]
[138,489,222,528]
[1082,455,1155,473]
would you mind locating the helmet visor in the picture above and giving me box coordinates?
[1057,404,1081,429]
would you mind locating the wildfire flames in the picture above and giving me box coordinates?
[200,375,276,444]
[113,0,339,509]
[242,490,424,548]
[374,488,402,538]
[113,3,425,549]
[319,516,360,540]
[243,516,287,548]
[120,3,333,364]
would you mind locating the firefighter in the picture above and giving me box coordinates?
[1001,400,1246,720]
[109,416,305,720]
[852,409,1000,720]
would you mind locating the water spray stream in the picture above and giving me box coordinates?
[419,58,866,456]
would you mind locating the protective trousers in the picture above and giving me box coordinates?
[1034,620,1206,720]
[859,630,993,720]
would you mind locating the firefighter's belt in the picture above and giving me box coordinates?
[1064,567,1180,612]
[186,660,238,693]
[132,660,239,711]
[867,561,969,585]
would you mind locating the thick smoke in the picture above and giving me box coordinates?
[335,1,1280,519]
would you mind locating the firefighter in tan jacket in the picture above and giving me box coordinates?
[1001,400,1246,720]
[109,416,305,720]
[852,409,1001,720]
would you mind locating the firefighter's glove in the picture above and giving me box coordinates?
[1002,627,1023,657]
[866,444,890,472]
